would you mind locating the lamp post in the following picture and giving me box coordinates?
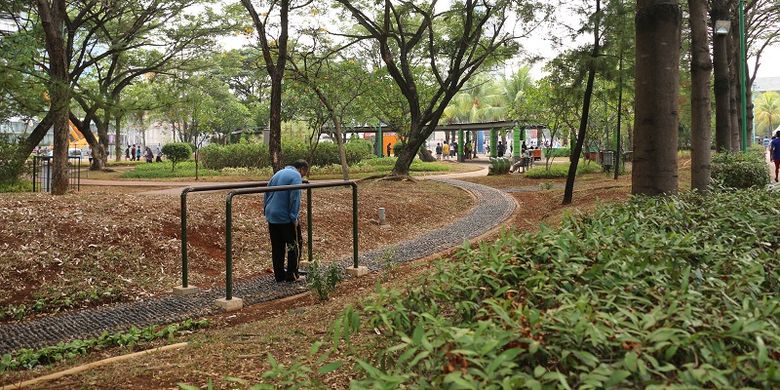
[738,0,748,151]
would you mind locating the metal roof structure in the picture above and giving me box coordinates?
[336,120,545,133]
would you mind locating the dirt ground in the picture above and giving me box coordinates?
[0,180,472,318]
[0,165,657,389]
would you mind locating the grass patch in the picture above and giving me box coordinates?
[0,287,121,322]
[0,180,32,193]
[1,319,208,372]
[240,187,780,388]
[120,161,220,179]
[526,160,602,178]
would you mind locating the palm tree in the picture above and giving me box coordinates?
[754,91,780,137]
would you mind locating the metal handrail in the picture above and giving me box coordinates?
[179,181,269,288]
[223,180,358,300]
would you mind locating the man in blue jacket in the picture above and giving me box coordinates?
[265,160,309,282]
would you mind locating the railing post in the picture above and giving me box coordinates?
[352,183,358,268]
[32,157,37,192]
[225,194,233,300]
[307,188,313,262]
[180,190,189,288]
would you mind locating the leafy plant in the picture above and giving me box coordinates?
[525,160,602,178]
[711,149,770,188]
[0,319,208,372]
[263,188,780,388]
[1,287,121,321]
[161,143,193,172]
[306,261,343,301]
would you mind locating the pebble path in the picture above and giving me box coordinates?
[0,178,515,354]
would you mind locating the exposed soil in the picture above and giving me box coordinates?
[0,180,472,318]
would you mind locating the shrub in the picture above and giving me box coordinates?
[545,147,570,158]
[0,136,24,184]
[711,150,770,188]
[200,142,270,170]
[340,189,780,388]
[161,143,192,171]
[525,160,602,178]
[306,261,343,301]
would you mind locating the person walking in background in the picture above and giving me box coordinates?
[155,144,163,162]
[450,141,457,158]
[386,143,392,157]
[442,141,450,160]
[130,145,136,161]
[770,130,780,182]
[125,146,130,160]
[145,147,154,163]
[265,160,309,283]
[135,145,142,161]
[435,143,442,160]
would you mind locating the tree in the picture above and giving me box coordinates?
[632,0,681,195]
[754,91,780,137]
[563,0,602,205]
[162,142,192,172]
[689,0,713,191]
[240,0,311,171]
[335,0,523,178]
[712,0,732,151]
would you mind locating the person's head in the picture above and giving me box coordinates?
[775,130,780,138]
[291,159,309,177]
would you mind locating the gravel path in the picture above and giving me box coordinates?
[0,178,515,355]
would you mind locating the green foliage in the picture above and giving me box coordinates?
[1,319,208,372]
[120,161,219,179]
[0,136,24,184]
[0,179,32,193]
[525,160,602,178]
[393,142,405,157]
[1,287,120,321]
[306,261,344,301]
[200,140,374,170]
[488,158,511,175]
[334,188,780,388]
[161,143,193,172]
[711,150,770,189]
[546,147,570,157]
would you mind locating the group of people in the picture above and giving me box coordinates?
[435,141,459,160]
[126,144,162,163]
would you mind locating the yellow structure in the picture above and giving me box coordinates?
[68,121,89,148]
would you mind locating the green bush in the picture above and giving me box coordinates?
[161,143,192,171]
[200,140,374,170]
[545,147,570,158]
[0,179,32,193]
[525,160,602,178]
[711,150,770,189]
[0,136,24,184]
[332,189,779,388]
[120,161,220,179]
[200,142,270,170]
[306,261,343,301]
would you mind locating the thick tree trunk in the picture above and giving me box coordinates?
[268,78,283,171]
[392,125,425,177]
[115,114,122,162]
[632,0,681,196]
[38,0,70,195]
[689,0,713,191]
[728,26,740,151]
[712,4,731,151]
[563,0,601,205]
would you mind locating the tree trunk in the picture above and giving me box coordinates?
[632,0,681,196]
[563,0,601,205]
[38,0,70,195]
[712,0,731,152]
[728,26,740,151]
[115,114,122,161]
[392,125,425,177]
[689,0,712,191]
[333,121,350,180]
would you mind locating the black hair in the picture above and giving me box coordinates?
[291,159,309,170]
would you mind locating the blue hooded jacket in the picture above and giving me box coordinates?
[264,166,303,224]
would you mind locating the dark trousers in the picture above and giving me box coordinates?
[268,222,302,281]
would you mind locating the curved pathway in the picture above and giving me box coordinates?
[0,177,514,355]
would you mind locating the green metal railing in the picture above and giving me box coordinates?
[223,180,358,301]
[180,181,269,288]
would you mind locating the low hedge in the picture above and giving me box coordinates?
[525,160,602,178]
[712,149,770,189]
[200,140,374,170]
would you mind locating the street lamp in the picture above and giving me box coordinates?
[714,20,730,35]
